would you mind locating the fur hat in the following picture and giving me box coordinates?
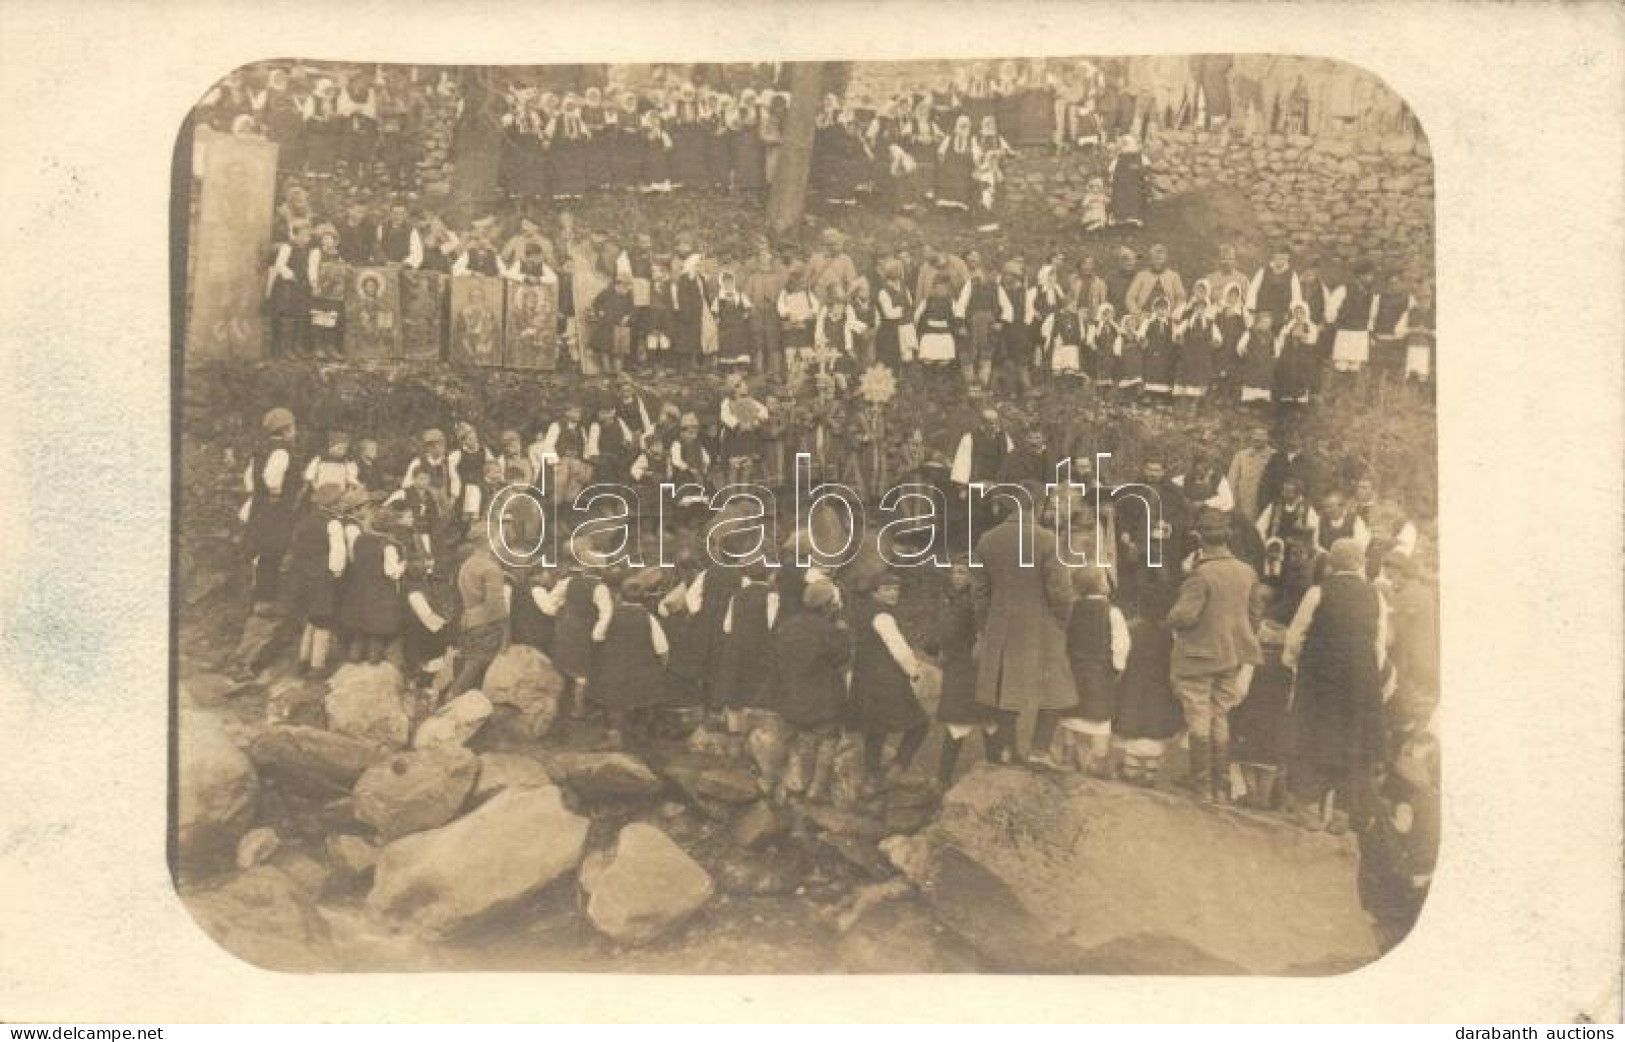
[1327,538,1366,575]
[261,407,296,435]
[802,580,840,612]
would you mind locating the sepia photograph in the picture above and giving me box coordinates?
[171,53,1444,976]
[0,0,1621,1026]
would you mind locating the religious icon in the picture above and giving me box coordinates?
[344,266,400,359]
[450,275,503,365]
[399,269,448,361]
[503,279,558,370]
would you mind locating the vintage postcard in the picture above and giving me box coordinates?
[0,0,1620,1025]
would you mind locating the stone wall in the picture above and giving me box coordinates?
[1001,125,1435,284]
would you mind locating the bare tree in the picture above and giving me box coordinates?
[448,67,508,224]
[767,61,825,235]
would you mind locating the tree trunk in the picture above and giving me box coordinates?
[448,67,506,225]
[767,62,825,236]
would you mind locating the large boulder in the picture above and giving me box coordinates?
[582,823,714,944]
[368,786,588,938]
[480,645,563,740]
[324,663,410,748]
[472,752,552,800]
[176,713,259,876]
[353,747,480,841]
[325,834,379,890]
[248,725,389,789]
[235,827,281,869]
[903,766,1379,974]
[183,866,333,971]
[666,763,762,805]
[544,751,662,800]
[412,690,492,750]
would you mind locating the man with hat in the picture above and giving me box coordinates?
[240,406,303,607]
[229,406,307,680]
[1166,507,1263,803]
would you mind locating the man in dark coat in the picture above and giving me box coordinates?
[1166,509,1263,801]
[971,482,1077,762]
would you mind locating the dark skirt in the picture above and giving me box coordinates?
[706,128,734,188]
[339,572,400,637]
[670,124,708,187]
[1066,657,1116,723]
[853,665,926,735]
[613,127,644,187]
[936,149,974,207]
[1231,644,1294,766]
[732,127,766,190]
[551,136,588,198]
[553,607,596,681]
[285,565,338,627]
[936,648,985,725]
[1112,619,1183,741]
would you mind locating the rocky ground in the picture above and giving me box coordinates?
[175,595,1380,975]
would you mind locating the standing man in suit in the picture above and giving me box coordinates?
[971,482,1078,764]
[1166,508,1263,802]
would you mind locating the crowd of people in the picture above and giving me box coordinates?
[213,59,1438,945]
[231,391,1435,837]
[263,195,1437,400]
[201,56,1416,197]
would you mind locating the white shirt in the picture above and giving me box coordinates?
[303,456,360,490]
[243,448,291,496]
[406,590,447,632]
[872,609,920,679]
[324,518,348,576]
[949,430,1014,487]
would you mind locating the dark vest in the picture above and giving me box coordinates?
[1304,573,1378,671]
[554,424,585,458]
[380,222,414,263]
[464,248,500,276]
[1372,294,1409,336]
[1337,284,1375,331]
[968,429,1008,483]
[919,297,954,334]
[1254,267,1296,319]
[1319,513,1360,549]
[851,601,910,702]
[967,279,1000,316]
[1068,596,1113,662]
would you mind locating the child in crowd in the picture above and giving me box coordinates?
[304,430,359,493]
[1058,566,1130,776]
[339,502,405,664]
[592,569,672,749]
[850,570,929,790]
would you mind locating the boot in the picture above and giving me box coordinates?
[806,736,837,803]
[1183,736,1212,801]
[1086,734,1114,778]
[937,734,964,789]
[1211,739,1233,804]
